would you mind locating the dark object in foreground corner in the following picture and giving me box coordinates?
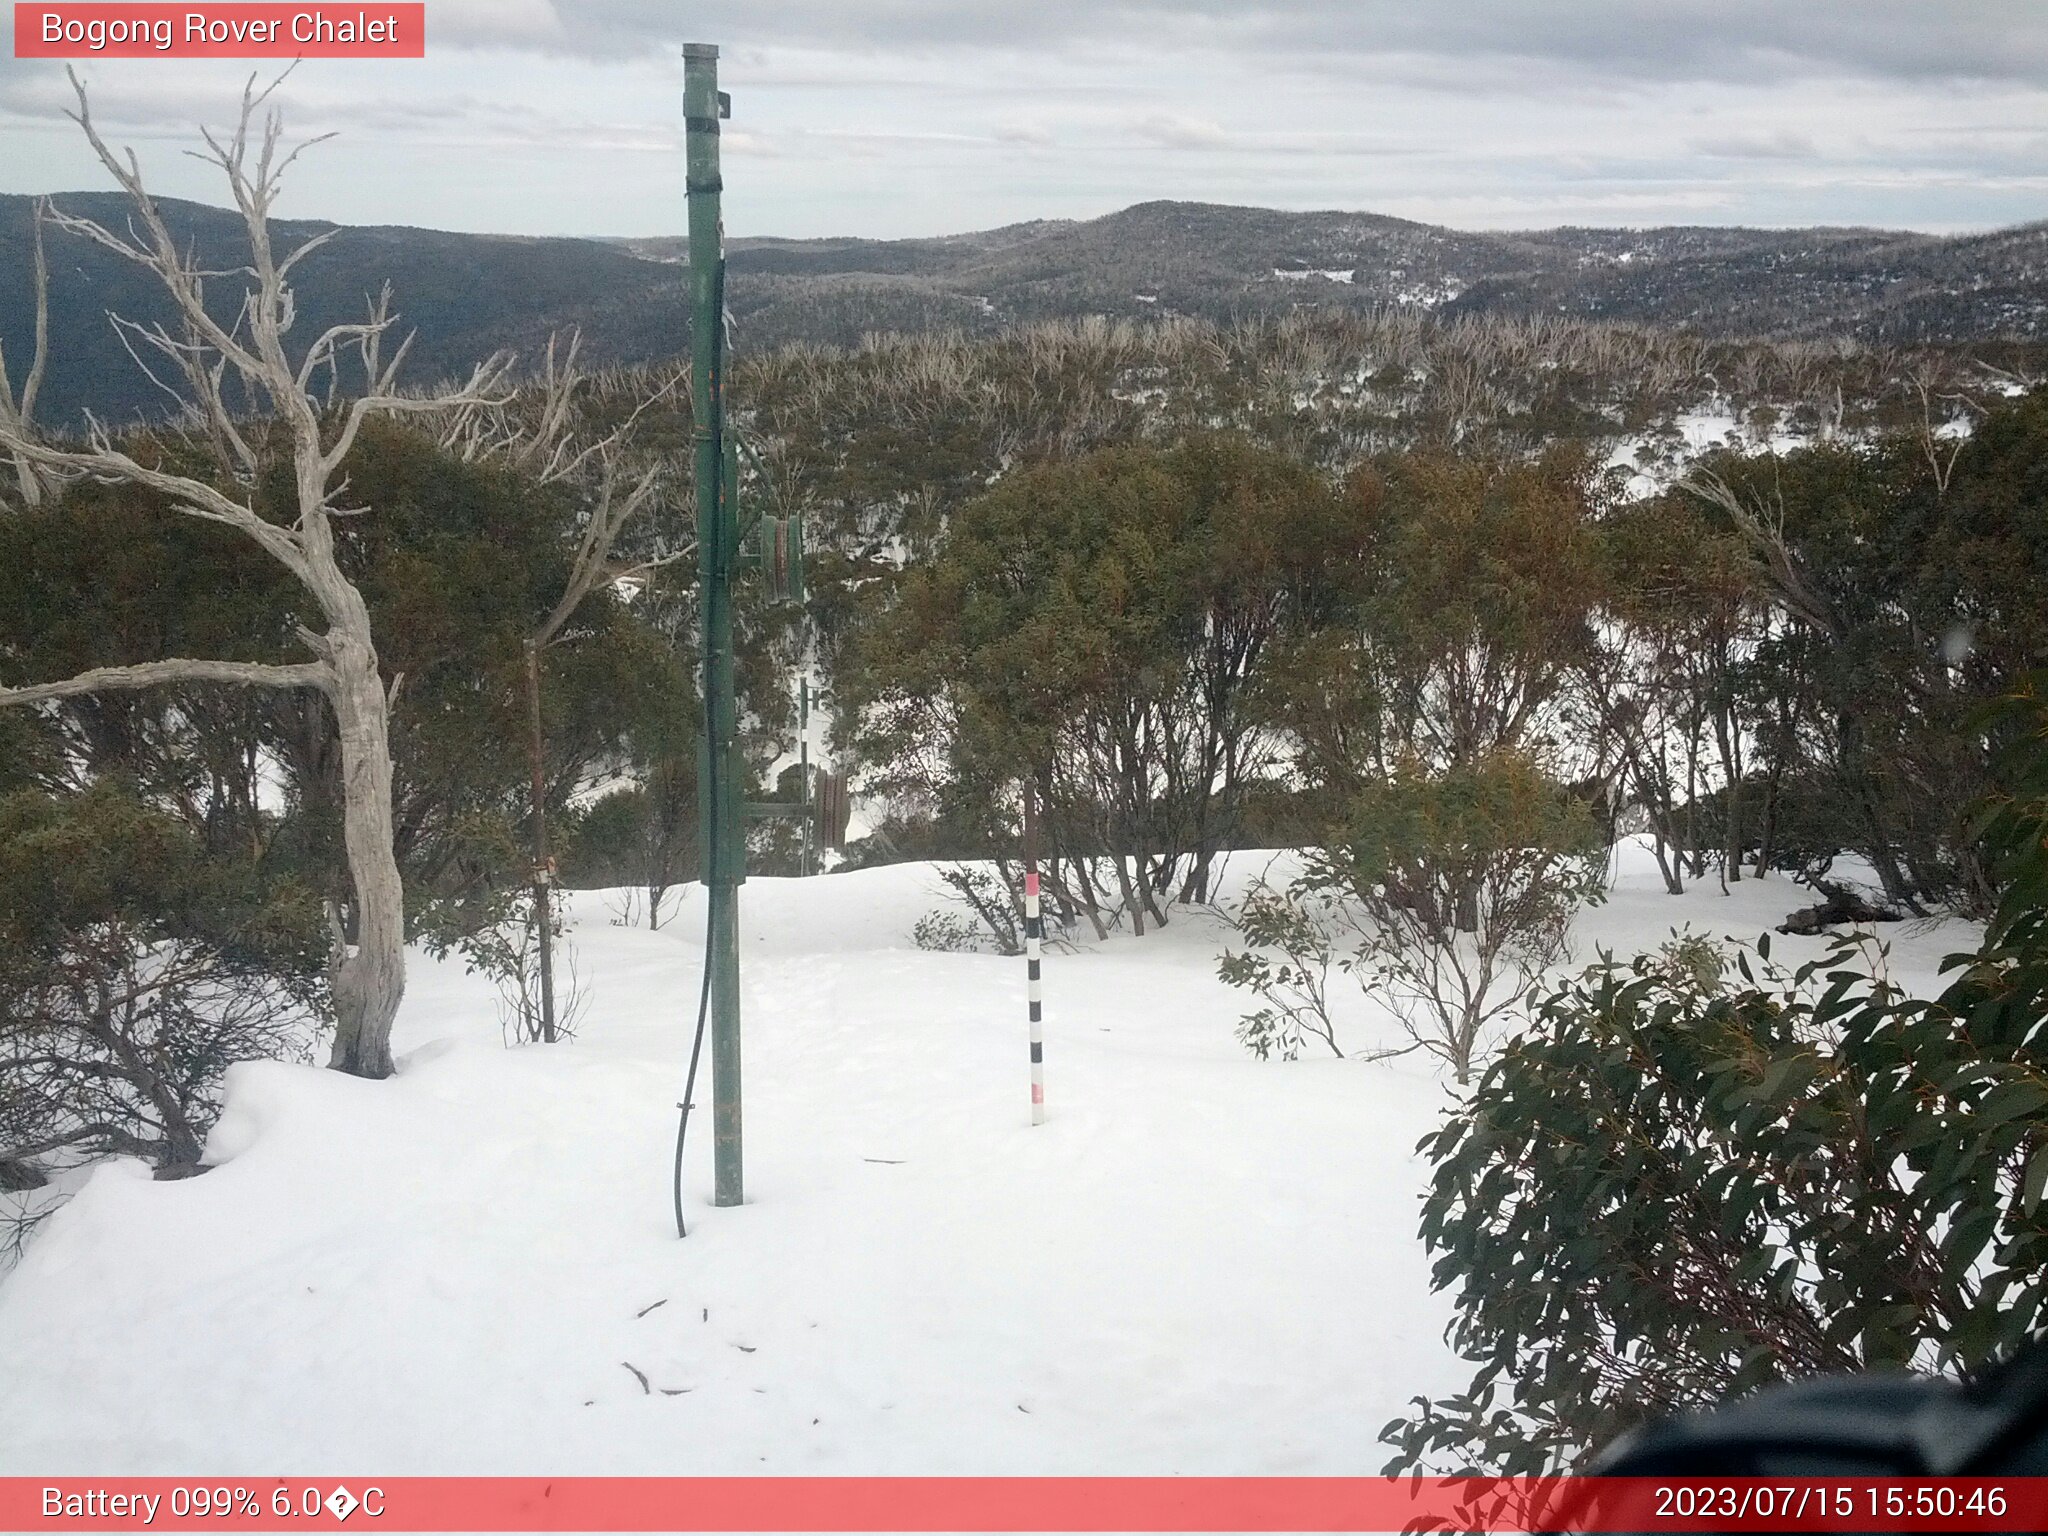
[1563,1341,2048,1532]
[1594,1342,2048,1477]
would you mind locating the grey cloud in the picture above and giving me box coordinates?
[1129,112,1227,150]
[993,119,1055,145]
[428,0,567,47]
[2,0,2040,240]
[0,67,491,141]
[0,63,279,136]
[476,1,2048,89]
[1692,130,1819,160]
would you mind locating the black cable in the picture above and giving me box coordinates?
[673,896,716,1238]
[676,244,728,1241]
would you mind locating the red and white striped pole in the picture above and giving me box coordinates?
[1023,780,1045,1125]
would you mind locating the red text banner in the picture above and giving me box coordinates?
[14,4,426,58]
[6,1476,2048,1532]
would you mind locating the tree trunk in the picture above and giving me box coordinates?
[1649,831,1684,896]
[525,640,558,1044]
[1454,878,1480,935]
[1755,781,1779,878]
[1717,714,1743,888]
[324,629,406,1079]
[1111,852,1146,937]
[1068,855,1112,941]
[1451,1000,1477,1086]
[1139,853,1170,929]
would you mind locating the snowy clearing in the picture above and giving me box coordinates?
[0,844,1976,1475]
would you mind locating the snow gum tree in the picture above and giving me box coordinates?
[1276,446,1606,787]
[1224,448,1607,1078]
[1575,493,1762,895]
[845,434,1349,936]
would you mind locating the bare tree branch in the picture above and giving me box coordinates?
[0,432,310,576]
[0,658,330,708]
[295,295,392,394]
[1680,466,1842,641]
[108,313,199,411]
[18,201,50,427]
[56,70,281,397]
[535,462,664,647]
[321,347,514,477]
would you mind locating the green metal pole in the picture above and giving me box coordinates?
[685,42,744,1209]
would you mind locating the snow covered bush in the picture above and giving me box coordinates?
[0,783,326,1180]
[1386,680,2048,1475]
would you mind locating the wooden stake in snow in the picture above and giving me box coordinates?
[1024,783,1046,1125]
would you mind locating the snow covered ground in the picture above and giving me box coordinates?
[0,844,1977,1476]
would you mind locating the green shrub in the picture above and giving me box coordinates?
[1385,680,2048,1475]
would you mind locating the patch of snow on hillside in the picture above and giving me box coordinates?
[1271,268,1356,284]
[1392,282,1464,307]
[1604,406,1821,500]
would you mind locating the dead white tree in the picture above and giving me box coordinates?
[0,198,54,507]
[1904,359,1973,496]
[0,71,513,1078]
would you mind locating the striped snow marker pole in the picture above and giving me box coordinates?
[1024,782,1045,1125]
[1026,870,1045,1124]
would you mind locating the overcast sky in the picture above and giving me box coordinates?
[2,1,2044,239]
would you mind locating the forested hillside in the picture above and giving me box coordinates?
[0,193,687,426]
[8,192,2045,426]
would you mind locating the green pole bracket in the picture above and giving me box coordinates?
[755,514,804,604]
[730,439,804,606]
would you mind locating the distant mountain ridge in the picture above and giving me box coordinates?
[4,194,2042,425]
